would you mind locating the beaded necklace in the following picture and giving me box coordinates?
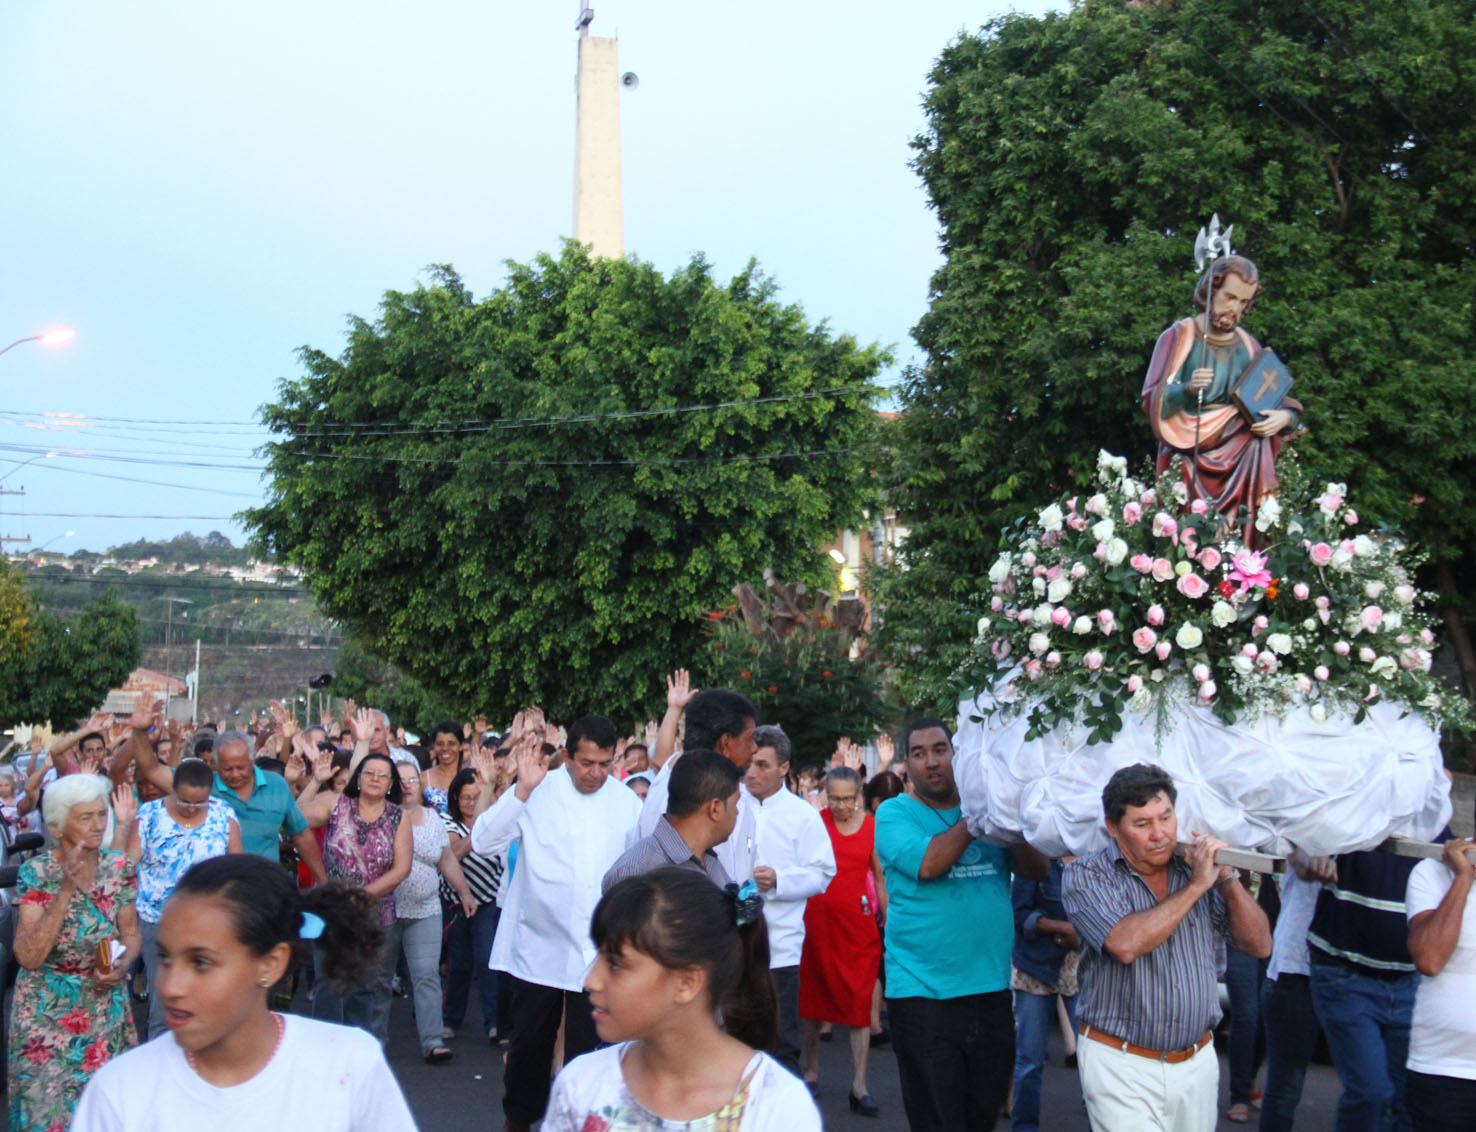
[185,1012,285,1079]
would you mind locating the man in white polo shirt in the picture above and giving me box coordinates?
[471,714,641,1132]
[746,725,836,1076]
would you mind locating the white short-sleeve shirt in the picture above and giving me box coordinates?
[1406,858,1476,1080]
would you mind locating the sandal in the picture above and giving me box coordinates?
[425,1045,453,1064]
[1225,1102,1251,1124]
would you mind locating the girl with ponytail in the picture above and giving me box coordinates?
[544,867,820,1131]
[72,855,416,1131]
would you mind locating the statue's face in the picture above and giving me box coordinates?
[1210,272,1258,334]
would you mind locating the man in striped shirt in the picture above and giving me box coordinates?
[1063,763,1271,1132]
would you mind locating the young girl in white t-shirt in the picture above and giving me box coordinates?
[544,867,821,1132]
[72,854,416,1132]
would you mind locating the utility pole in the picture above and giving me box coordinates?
[0,485,27,547]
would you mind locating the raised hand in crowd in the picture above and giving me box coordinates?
[831,738,864,772]
[653,669,698,769]
[109,784,137,852]
[268,698,298,742]
[351,707,375,746]
[875,731,895,766]
[512,731,550,802]
[644,718,659,750]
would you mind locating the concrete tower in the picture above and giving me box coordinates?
[572,6,624,258]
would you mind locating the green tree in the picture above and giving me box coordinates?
[329,637,455,737]
[0,562,141,726]
[247,246,887,723]
[875,0,1476,711]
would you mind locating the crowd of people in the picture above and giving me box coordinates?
[0,671,1472,1132]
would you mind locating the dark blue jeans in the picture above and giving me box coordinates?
[1406,1069,1476,1132]
[1011,990,1078,1132]
[889,991,1014,1132]
[1309,959,1416,1132]
[442,900,501,1034]
[1258,974,1321,1132]
[1225,944,1268,1103]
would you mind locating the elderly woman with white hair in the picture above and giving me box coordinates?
[7,773,140,1132]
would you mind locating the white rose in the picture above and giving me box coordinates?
[1033,576,1046,597]
[1266,632,1293,656]
[1128,688,1152,713]
[1072,616,1093,635]
[1232,655,1254,675]
[1310,702,1328,723]
[1287,518,1304,537]
[976,616,990,638]
[1175,623,1204,649]
[1303,618,1317,631]
[1353,535,1377,558]
[1084,493,1109,517]
[1104,537,1129,566]
[1331,547,1354,570]
[1122,478,1141,498]
[1255,497,1283,532]
[1038,504,1064,533]
[988,554,1012,584]
[1383,610,1403,631]
[1210,601,1236,628]
[1369,655,1398,680]
[1033,603,1054,626]
[1172,481,1190,504]
[1091,517,1115,542]
[1028,632,1051,656]
[1394,584,1416,605]
[1047,577,1072,604]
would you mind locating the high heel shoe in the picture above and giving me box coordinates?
[848,1091,879,1118]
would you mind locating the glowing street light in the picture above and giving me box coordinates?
[31,530,76,554]
[0,328,76,358]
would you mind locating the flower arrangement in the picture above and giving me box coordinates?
[964,449,1471,745]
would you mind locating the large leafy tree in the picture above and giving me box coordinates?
[0,561,141,726]
[875,0,1476,710]
[247,246,886,723]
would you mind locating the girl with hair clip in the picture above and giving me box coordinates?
[544,867,821,1132]
[71,855,416,1132]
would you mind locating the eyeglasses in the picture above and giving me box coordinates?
[826,793,859,806]
[174,800,209,813]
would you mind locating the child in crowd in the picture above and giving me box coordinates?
[72,855,416,1131]
[544,867,820,1131]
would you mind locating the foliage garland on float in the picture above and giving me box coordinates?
[961,449,1471,746]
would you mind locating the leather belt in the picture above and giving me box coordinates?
[1078,1023,1212,1064]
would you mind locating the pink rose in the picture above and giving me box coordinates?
[1097,609,1117,634]
[1197,547,1222,571]
[1068,515,1089,531]
[1126,674,1144,693]
[1180,528,1199,555]
[1296,674,1312,693]
[1192,663,1211,683]
[1147,604,1165,626]
[1017,610,1034,625]
[1198,681,1217,702]
[1132,627,1158,653]
[1176,573,1209,599]
[1309,542,1334,567]
[1051,606,1072,628]
[1152,512,1178,538]
[1360,605,1383,633]
[1252,614,1269,636]
[1365,684,1381,702]
[1314,665,1330,681]
[1066,496,1078,513]
[1359,646,1376,663]
[991,640,1012,660]
[1084,650,1104,671]
[1045,650,1062,667]
[1242,643,1259,658]
[1334,640,1351,656]
[1190,498,1208,515]
[1421,627,1435,646]
[1344,509,1359,525]
[990,595,1004,612]
[1071,562,1087,579]
[1122,502,1143,525]
[1151,558,1175,583]
[1293,582,1309,601]
[1140,489,1157,507]
[1024,659,1044,681]
[1365,581,1385,599]
[1155,641,1172,661]
[1130,553,1154,575]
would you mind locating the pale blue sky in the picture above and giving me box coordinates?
[0,0,1060,554]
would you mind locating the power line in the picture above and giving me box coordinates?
[0,386,878,438]
[6,512,237,520]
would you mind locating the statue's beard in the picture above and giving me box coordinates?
[1210,310,1239,332]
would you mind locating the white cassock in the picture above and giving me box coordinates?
[639,756,756,884]
[749,787,836,968]
[472,765,642,992]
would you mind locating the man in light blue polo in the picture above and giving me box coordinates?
[876,718,1048,1132]
[210,730,326,881]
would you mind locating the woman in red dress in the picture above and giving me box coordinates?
[798,767,887,1116]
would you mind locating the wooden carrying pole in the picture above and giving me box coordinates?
[1175,845,1286,875]
[1378,837,1476,864]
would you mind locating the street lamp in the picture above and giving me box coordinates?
[30,530,75,555]
[0,451,58,485]
[0,328,75,358]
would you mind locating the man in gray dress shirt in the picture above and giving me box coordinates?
[1063,763,1271,1132]
[602,749,739,892]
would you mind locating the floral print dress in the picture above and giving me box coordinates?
[322,795,402,927]
[7,849,138,1132]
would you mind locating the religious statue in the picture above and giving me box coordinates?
[1140,241,1301,541]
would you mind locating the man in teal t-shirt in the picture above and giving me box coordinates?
[875,718,1048,1132]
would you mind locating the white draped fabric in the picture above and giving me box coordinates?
[956,688,1452,858]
